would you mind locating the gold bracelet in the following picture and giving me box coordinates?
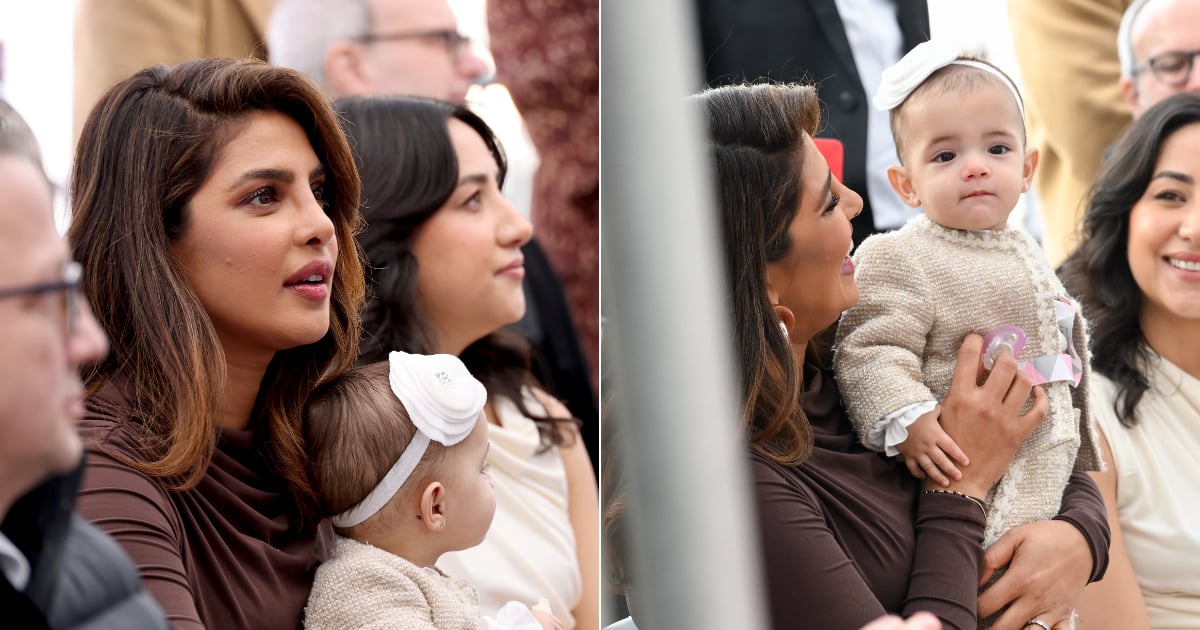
[923,488,987,518]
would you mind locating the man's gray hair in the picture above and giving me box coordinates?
[267,0,373,89]
[1118,0,1157,79]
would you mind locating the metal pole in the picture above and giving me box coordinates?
[600,1,769,628]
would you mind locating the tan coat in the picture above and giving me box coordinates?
[306,537,481,630]
[835,216,1102,546]
[73,0,274,141]
[1007,0,1134,266]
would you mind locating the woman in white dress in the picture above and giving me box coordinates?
[1063,92,1200,629]
[334,95,600,630]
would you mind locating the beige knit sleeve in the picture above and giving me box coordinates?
[834,234,940,450]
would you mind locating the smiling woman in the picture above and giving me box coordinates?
[1063,91,1200,629]
[65,58,365,630]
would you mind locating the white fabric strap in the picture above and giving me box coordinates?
[872,39,1024,119]
[331,351,487,528]
[332,432,432,528]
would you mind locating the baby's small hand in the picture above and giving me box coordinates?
[898,408,970,487]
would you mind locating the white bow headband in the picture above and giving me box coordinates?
[331,351,488,528]
[872,39,1024,119]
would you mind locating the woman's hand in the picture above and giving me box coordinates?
[936,334,1047,499]
[860,612,942,630]
[977,520,1091,629]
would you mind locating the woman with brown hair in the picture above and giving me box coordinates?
[684,82,1110,630]
[67,58,365,629]
[336,95,599,630]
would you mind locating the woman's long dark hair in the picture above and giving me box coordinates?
[692,83,820,465]
[69,58,366,530]
[337,95,573,446]
[1061,92,1200,427]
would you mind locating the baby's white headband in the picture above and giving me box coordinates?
[331,351,488,528]
[872,39,1024,120]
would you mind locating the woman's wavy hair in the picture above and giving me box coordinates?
[336,95,573,447]
[691,83,819,466]
[1060,92,1200,427]
[68,58,366,530]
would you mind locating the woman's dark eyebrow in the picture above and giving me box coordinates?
[457,173,490,186]
[225,164,326,192]
[1151,170,1194,185]
[227,168,293,192]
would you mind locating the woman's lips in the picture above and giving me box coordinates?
[285,260,334,301]
[497,258,526,280]
[287,283,330,300]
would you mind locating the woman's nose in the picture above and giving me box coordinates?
[838,179,864,221]
[498,197,533,247]
[300,193,336,248]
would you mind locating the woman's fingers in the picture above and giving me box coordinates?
[1013,384,1048,437]
[952,333,986,389]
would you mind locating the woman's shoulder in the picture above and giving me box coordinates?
[79,377,150,452]
[747,450,821,500]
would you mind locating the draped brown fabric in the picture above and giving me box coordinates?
[75,380,333,630]
[750,359,1108,629]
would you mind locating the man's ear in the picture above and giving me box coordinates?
[887,164,921,208]
[1022,146,1040,192]
[418,481,447,533]
[1120,75,1142,118]
[324,40,371,97]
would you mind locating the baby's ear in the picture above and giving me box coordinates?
[887,164,921,208]
[418,481,448,533]
[1022,147,1040,193]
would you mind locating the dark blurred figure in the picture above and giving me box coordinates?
[0,99,167,630]
[694,0,929,246]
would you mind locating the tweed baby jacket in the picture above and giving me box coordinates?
[834,215,1102,545]
[305,536,480,630]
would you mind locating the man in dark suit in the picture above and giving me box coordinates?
[0,100,166,629]
[695,0,930,246]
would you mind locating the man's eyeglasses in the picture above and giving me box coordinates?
[1133,48,1200,87]
[0,261,82,334]
[357,29,473,64]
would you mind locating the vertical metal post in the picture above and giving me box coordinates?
[600,1,768,628]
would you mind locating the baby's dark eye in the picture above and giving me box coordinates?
[989,145,1011,155]
[933,151,955,163]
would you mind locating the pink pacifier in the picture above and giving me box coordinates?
[982,325,1027,370]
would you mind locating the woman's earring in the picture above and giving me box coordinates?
[773,305,795,339]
